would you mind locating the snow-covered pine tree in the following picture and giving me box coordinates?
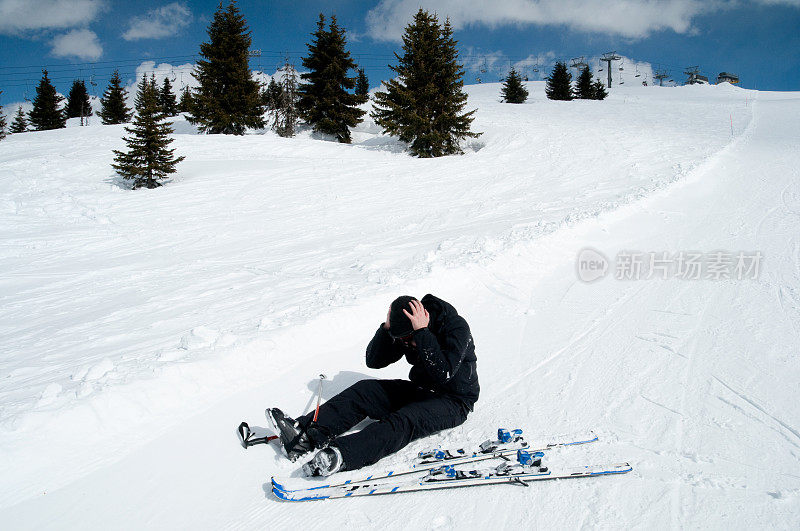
[297,14,366,143]
[10,106,28,133]
[265,77,283,110]
[501,67,528,103]
[112,75,185,190]
[592,79,608,100]
[355,68,369,97]
[159,77,179,116]
[372,9,480,158]
[272,60,299,138]
[188,1,266,134]
[29,70,66,130]
[575,67,595,100]
[99,70,132,124]
[66,79,93,120]
[178,86,193,113]
[545,62,573,101]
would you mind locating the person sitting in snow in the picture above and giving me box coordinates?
[267,294,479,476]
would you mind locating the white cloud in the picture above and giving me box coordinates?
[512,52,557,79]
[50,28,102,60]
[0,0,105,34]
[754,0,800,5]
[122,2,192,41]
[365,0,724,41]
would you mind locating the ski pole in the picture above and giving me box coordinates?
[312,374,326,423]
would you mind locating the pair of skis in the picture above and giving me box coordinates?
[272,429,632,501]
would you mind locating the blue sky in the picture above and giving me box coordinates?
[1,0,799,109]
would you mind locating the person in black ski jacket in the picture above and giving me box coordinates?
[267,294,479,475]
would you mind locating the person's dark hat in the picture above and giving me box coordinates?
[388,295,417,338]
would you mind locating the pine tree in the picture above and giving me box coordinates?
[0,92,6,141]
[501,67,528,103]
[10,106,28,133]
[355,68,369,97]
[178,86,193,113]
[158,77,179,116]
[99,70,132,124]
[545,62,573,101]
[272,61,299,138]
[297,14,366,143]
[372,10,480,158]
[29,70,67,130]
[66,79,93,120]
[591,79,608,100]
[188,1,266,134]
[265,77,283,110]
[0,102,6,141]
[575,67,595,99]
[112,75,185,189]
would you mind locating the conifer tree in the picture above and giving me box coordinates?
[158,77,179,116]
[545,61,573,101]
[272,61,299,138]
[189,1,266,134]
[10,106,28,133]
[66,79,93,119]
[112,75,185,189]
[297,14,366,143]
[265,77,283,110]
[29,70,67,130]
[355,68,369,97]
[99,70,132,124]
[0,92,6,140]
[591,79,608,100]
[178,86,193,113]
[0,104,6,141]
[501,67,528,103]
[372,9,480,158]
[575,67,595,99]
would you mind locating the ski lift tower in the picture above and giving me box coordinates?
[683,66,706,85]
[600,51,621,87]
[653,69,669,86]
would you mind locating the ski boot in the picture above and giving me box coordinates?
[265,408,314,462]
[302,446,344,477]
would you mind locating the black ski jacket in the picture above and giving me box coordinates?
[365,294,479,409]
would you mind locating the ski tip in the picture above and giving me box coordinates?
[271,476,288,492]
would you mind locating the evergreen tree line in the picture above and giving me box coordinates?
[545,62,607,101]
[499,62,608,104]
[4,68,184,134]
[110,2,479,190]
[185,2,478,157]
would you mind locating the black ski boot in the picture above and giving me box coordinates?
[302,446,344,477]
[265,408,314,462]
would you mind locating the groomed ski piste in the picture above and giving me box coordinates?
[1,80,799,529]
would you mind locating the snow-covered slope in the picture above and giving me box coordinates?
[1,82,798,529]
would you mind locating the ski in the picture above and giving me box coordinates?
[272,428,598,493]
[273,459,633,501]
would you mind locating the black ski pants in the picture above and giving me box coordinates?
[298,379,470,471]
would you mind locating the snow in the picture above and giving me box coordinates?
[1,81,799,528]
